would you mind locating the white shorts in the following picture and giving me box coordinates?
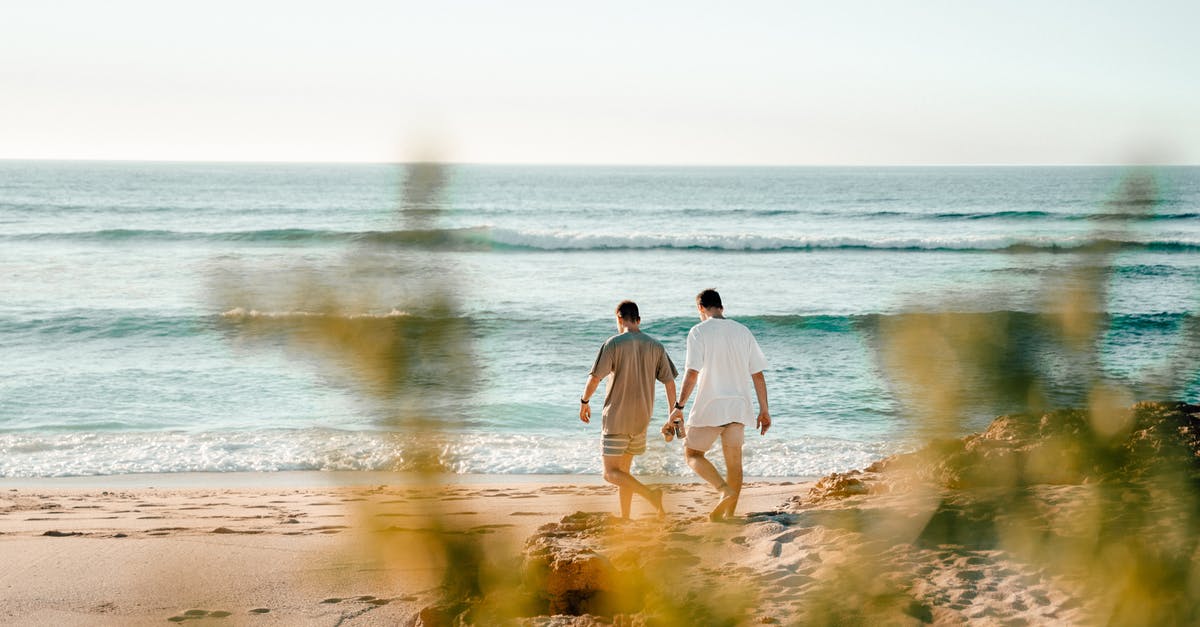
[684,422,744,453]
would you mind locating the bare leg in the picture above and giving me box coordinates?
[618,455,634,518]
[720,439,744,519]
[685,447,735,521]
[684,447,725,490]
[603,455,664,517]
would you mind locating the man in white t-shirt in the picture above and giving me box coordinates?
[669,289,770,520]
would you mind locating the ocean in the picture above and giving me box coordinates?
[2,161,1198,478]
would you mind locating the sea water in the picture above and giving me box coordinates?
[2,162,1198,478]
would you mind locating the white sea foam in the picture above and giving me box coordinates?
[487,228,1186,252]
[220,308,412,320]
[0,429,897,479]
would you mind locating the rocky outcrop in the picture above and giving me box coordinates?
[416,600,472,627]
[805,470,872,501]
[803,402,1200,504]
[515,614,645,627]
[521,513,628,617]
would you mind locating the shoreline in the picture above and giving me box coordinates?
[7,403,1196,624]
[0,471,816,490]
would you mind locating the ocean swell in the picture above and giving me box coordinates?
[6,226,1199,253]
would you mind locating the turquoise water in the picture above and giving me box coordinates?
[2,162,1198,477]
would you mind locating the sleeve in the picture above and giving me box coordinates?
[683,328,703,372]
[656,345,678,383]
[747,331,767,374]
[590,341,614,379]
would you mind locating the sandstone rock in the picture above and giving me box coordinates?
[803,402,1200,503]
[806,471,872,501]
[523,513,624,616]
[517,614,642,626]
[415,600,471,627]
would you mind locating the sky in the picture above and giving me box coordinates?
[2,1,1198,165]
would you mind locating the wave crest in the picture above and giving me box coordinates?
[7,226,1198,253]
[219,308,412,320]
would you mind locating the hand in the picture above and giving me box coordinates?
[756,410,771,435]
[660,421,674,437]
[670,407,683,421]
[579,403,591,424]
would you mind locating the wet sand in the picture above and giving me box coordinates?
[0,474,800,625]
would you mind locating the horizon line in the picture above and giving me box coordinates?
[1,157,1196,168]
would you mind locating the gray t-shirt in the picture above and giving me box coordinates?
[590,331,678,435]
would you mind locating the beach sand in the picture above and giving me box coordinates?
[0,474,800,625]
[0,471,1103,626]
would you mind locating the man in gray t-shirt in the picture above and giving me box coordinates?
[580,300,678,518]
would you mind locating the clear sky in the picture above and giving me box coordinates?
[2,1,1197,164]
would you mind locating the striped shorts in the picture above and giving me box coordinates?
[602,431,647,457]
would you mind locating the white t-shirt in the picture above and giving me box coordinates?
[683,317,768,427]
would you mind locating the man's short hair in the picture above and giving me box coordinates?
[616,300,640,322]
[696,289,723,310]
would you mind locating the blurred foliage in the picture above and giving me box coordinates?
[798,168,1200,625]
[213,162,1198,625]
[214,157,516,623]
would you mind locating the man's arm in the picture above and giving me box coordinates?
[670,369,700,421]
[579,375,602,423]
[660,378,678,433]
[752,371,771,435]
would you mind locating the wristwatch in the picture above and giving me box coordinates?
[674,402,685,410]
[580,398,589,404]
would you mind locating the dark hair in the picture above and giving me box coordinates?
[696,289,723,310]
[615,300,640,322]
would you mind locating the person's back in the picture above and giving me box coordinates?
[595,330,674,435]
[685,317,765,428]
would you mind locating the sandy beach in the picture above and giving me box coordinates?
[5,403,1198,626]
[0,474,805,625]
[0,469,1104,626]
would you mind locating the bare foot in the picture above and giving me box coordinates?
[709,486,736,521]
[648,488,666,518]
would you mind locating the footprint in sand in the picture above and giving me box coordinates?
[1028,590,1051,606]
[166,609,233,622]
[468,524,514,533]
[321,596,392,607]
[771,528,813,543]
[957,569,986,582]
[210,527,263,535]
